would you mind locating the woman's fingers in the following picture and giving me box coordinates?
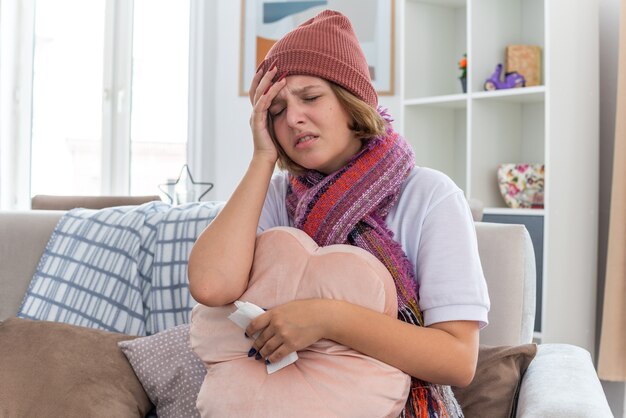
[253,75,287,118]
[250,331,291,364]
[265,343,291,364]
[249,64,284,127]
[246,312,288,363]
[246,311,270,340]
[247,63,287,164]
[245,300,326,364]
[250,61,278,106]
[256,335,284,363]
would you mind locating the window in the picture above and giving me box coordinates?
[30,0,106,196]
[29,0,190,198]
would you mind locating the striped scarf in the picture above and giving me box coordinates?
[285,112,463,418]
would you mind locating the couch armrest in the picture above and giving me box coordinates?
[516,344,613,417]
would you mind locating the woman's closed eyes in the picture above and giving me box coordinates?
[269,92,323,118]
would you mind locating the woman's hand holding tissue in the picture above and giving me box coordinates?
[246,299,332,365]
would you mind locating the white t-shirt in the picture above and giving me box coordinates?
[258,167,490,328]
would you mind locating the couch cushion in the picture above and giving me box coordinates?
[452,343,537,418]
[0,317,152,417]
[118,324,206,418]
[190,226,411,417]
[475,222,536,346]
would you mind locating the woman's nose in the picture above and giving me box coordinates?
[285,103,305,127]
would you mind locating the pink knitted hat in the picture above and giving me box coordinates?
[259,10,377,108]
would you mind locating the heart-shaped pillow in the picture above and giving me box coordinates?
[190,227,410,418]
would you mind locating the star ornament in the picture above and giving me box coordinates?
[158,164,214,205]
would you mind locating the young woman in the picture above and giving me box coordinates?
[188,10,489,417]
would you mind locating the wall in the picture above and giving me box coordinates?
[209,0,252,201]
[598,0,626,416]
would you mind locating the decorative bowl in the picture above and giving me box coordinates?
[496,163,545,208]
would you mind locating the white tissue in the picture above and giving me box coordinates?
[229,301,265,334]
[228,300,299,374]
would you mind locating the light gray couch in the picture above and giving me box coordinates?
[0,210,614,417]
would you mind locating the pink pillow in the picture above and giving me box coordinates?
[190,227,410,417]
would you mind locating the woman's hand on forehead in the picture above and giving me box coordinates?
[248,63,287,164]
[249,63,287,106]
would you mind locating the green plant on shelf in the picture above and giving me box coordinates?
[458,53,467,93]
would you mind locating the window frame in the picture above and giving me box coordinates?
[102,0,134,195]
[0,0,35,209]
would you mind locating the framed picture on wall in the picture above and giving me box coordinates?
[239,0,395,96]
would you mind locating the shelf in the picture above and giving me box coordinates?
[483,207,544,216]
[471,86,545,103]
[403,86,545,107]
[403,94,467,108]
[402,0,599,354]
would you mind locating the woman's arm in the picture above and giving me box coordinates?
[246,299,479,387]
[325,301,479,387]
[188,64,287,307]
[187,158,274,306]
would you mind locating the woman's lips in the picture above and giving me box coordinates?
[294,134,319,148]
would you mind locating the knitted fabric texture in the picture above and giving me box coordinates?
[259,10,377,108]
[285,110,464,418]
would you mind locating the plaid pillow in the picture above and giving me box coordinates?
[18,201,223,335]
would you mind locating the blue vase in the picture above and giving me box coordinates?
[460,77,467,93]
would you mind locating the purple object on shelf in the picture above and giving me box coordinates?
[484,63,525,90]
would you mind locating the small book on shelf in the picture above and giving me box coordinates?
[506,45,542,87]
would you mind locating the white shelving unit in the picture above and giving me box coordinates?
[399,0,599,354]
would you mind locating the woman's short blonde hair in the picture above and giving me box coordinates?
[268,82,387,175]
